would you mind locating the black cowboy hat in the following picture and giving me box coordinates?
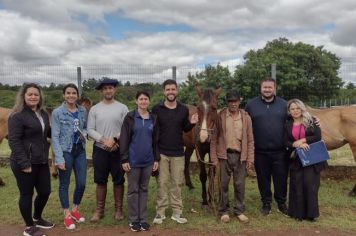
[225,89,241,101]
[95,78,119,90]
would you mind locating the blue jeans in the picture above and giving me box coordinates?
[58,144,87,209]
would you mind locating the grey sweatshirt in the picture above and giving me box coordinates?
[87,101,128,149]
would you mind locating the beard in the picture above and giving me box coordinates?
[165,94,176,102]
[262,92,274,100]
[104,93,115,100]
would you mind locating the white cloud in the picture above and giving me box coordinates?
[1,0,356,84]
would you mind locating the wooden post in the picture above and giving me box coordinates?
[77,67,82,97]
[172,66,177,81]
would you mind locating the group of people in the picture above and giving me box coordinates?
[212,77,326,224]
[7,77,326,236]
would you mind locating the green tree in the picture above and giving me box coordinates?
[82,78,98,91]
[234,38,343,103]
[179,64,232,106]
[346,82,355,89]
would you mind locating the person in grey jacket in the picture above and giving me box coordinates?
[120,91,159,232]
[51,83,88,230]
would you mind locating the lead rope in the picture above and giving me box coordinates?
[194,123,219,216]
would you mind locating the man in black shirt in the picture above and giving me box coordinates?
[152,79,198,224]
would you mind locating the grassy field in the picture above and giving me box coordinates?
[1,139,355,166]
[0,167,355,234]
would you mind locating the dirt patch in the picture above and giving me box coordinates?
[0,225,355,236]
[320,165,356,180]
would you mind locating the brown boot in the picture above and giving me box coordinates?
[0,177,5,186]
[90,184,107,222]
[113,184,124,220]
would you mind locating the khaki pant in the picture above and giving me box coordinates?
[156,154,185,216]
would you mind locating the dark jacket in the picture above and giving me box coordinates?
[245,96,287,152]
[120,110,160,164]
[8,106,51,169]
[284,118,327,172]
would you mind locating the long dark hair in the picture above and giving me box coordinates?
[63,83,79,95]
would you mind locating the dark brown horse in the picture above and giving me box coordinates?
[183,87,221,206]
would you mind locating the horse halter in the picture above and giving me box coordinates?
[194,101,217,166]
[196,101,216,143]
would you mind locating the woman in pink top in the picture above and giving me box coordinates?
[284,99,326,222]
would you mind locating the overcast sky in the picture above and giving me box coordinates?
[1,0,356,84]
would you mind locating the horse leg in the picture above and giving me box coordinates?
[184,147,194,190]
[348,143,356,197]
[0,138,5,186]
[50,148,58,178]
[199,159,208,207]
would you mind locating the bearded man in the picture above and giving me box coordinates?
[152,79,198,224]
[87,78,128,222]
[245,77,289,217]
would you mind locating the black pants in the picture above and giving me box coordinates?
[11,161,51,227]
[254,151,288,205]
[288,164,320,219]
[92,145,125,185]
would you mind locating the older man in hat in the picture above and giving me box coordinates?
[211,89,254,223]
[87,78,129,222]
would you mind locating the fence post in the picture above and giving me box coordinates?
[172,66,177,81]
[271,63,276,95]
[271,63,276,80]
[77,67,82,97]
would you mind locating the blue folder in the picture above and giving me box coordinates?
[296,140,330,167]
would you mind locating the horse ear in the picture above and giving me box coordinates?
[214,87,222,96]
[195,86,202,97]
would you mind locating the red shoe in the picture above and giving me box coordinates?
[64,216,75,230]
[71,210,85,223]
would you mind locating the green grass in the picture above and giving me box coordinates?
[0,139,354,165]
[0,167,355,234]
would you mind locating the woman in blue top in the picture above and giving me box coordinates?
[51,83,88,230]
[120,91,160,232]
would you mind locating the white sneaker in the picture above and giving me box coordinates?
[237,214,249,223]
[220,214,230,223]
[153,215,166,224]
[171,214,187,224]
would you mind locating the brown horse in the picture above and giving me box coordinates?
[307,106,356,196]
[183,87,221,206]
[0,107,12,145]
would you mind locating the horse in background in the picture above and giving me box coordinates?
[0,108,8,186]
[307,105,356,196]
[0,107,12,145]
[183,87,221,207]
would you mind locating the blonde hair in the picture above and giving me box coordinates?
[12,83,45,113]
[287,98,313,128]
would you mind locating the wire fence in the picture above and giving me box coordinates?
[0,62,356,107]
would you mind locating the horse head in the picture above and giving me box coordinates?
[78,97,92,113]
[195,87,221,143]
